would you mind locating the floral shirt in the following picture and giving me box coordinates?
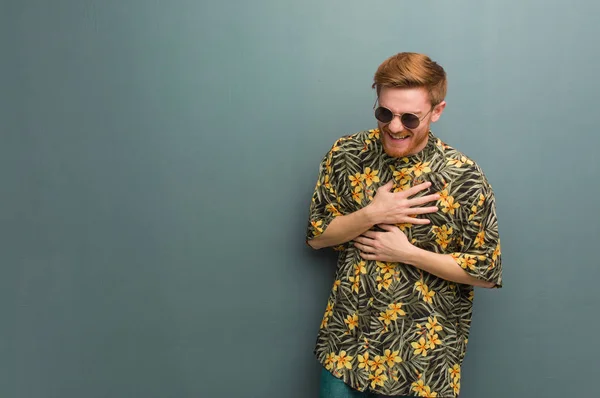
[306,129,502,397]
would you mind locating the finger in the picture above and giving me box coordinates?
[378,224,397,232]
[359,251,377,261]
[405,206,439,215]
[409,193,441,206]
[354,242,375,253]
[353,236,373,245]
[361,231,378,239]
[404,217,431,225]
[400,181,432,197]
[377,179,394,192]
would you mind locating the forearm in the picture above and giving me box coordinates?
[405,246,494,288]
[308,207,376,250]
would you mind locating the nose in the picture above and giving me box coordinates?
[387,115,405,133]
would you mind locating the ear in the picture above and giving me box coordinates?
[430,101,446,123]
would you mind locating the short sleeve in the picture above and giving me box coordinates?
[451,173,503,287]
[305,142,349,246]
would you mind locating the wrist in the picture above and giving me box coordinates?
[363,203,381,226]
[403,244,424,267]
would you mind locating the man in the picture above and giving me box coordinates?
[306,52,502,398]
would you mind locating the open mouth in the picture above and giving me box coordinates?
[387,132,410,141]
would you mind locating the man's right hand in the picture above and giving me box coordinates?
[366,180,440,225]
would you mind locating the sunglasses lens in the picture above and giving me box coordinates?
[374,107,393,123]
[401,114,420,129]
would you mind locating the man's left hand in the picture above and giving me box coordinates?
[353,224,415,263]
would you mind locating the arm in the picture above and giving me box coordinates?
[404,247,495,288]
[307,179,439,250]
[353,172,502,289]
[307,206,375,250]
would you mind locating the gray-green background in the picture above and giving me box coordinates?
[2,0,598,397]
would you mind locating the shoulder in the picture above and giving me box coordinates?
[433,136,488,180]
[327,129,373,153]
[432,135,494,199]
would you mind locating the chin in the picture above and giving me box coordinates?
[382,145,411,158]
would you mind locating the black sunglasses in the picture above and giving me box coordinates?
[373,100,433,130]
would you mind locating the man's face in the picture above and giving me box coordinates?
[377,87,446,158]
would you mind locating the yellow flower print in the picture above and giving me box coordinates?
[390,165,412,185]
[331,140,341,152]
[422,286,435,304]
[449,364,461,380]
[411,337,428,357]
[447,158,464,167]
[336,351,353,370]
[376,273,392,291]
[325,155,332,174]
[354,261,367,275]
[414,280,425,293]
[333,280,341,291]
[421,386,438,397]
[352,186,364,204]
[396,222,413,231]
[383,349,403,366]
[361,167,380,187]
[438,189,450,205]
[427,332,441,349]
[368,128,380,139]
[455,254,477,271]
[468,290,474,301]
[412,162,431,177]
[475,230,485,248]
[325,203,342,216]
[325,301,334,317]
[426,316,443,332]
[323,174,334,193]
[492,241,501,261]
[451,379,460,395]
[468,205,477,221]
[441,196,461,215]
[433,225,453,238]
[311,220,323,234]
[349,275,360,293]
[411,379,426,395]
[357,353,370,370]
[376,261,396,275]
[349,172,363,187]
[369,369,388,389]
[320,315,329,329]
[345,313,359,331]
[435,235,452,250]
[478,193,485,206]
[379,311,394,325]
[324,352,336,370]
[388,303,406,317]
[367,355,386,372]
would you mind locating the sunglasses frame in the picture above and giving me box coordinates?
[373,98,434,129]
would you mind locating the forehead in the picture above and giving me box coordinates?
[378,87,430,113]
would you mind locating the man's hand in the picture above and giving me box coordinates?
[353,224,413,263]
[366,180,440,225]
[353,224,495,288]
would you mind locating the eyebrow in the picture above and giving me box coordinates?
[381,105,423,115]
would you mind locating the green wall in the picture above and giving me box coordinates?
[2,0,599,397]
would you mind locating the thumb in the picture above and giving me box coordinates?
[379,179,394,192]
[378,224,397,232]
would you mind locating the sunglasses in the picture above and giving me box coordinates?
[373,100,434,130]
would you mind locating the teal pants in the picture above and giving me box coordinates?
[319,367,410,398]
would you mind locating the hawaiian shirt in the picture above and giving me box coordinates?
[306,129,502,397]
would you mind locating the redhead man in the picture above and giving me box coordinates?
[306,52,502,398]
